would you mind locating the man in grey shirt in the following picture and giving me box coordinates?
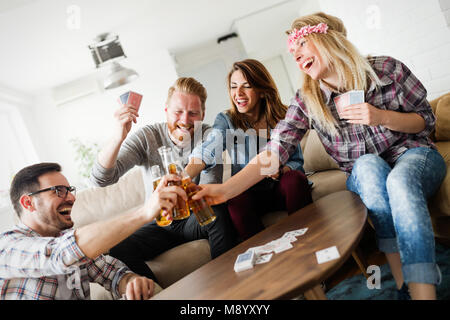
[90,77,237,282]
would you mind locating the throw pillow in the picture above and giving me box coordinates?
[302,130,339,173]
[435,94,450,141]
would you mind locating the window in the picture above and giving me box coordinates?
[0,101,38,207]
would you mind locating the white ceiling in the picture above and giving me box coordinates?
[0,0,291,95]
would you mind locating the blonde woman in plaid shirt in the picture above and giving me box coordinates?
[193,12,446,300]
[1,162,185,299]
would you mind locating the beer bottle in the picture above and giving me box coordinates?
[175,166,216,227]
[151,165,172,227]
[157,146,190,220]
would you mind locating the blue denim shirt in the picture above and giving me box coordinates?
[190,112,305,177]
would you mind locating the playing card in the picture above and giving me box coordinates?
[255,253,273,264]
[274,241,293,253]
[234,250,256,272]
[281,232,298,243]
[246,245,272,256]
[315,246,340,264]
[284,228,308,238]
[119,91,143,111]
[128,91,143,110]
[261,241,281,253]
[333,90,364,118]
[119,92,130,105]
[291,227,308,237]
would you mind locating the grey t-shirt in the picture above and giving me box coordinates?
[90,122,223,198]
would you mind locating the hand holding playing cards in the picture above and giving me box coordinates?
[340,103,385,126]
[144,174,187,222]
[113,104,139,142]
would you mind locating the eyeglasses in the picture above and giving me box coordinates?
[28,185,76,198]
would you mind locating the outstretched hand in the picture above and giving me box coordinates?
[191,184,228,206]
[268,165,291,180]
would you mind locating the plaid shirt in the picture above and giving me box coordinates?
[266,56,436,174]
[0,223,131,300]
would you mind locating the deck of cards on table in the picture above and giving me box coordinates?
[233,228,308,272]
[119,91,143,111]
[333,90,364,119]
[315,246,341,264]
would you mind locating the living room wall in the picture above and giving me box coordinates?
[3,0,450,191]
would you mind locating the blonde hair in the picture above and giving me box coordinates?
[289,12,382,134]
[166,77,207,113]
[226,59,287,131]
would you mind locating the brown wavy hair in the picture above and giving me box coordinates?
[226,59,287,131]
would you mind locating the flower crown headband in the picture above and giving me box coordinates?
[287,23,329,52]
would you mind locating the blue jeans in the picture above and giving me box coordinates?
[346,147,446,285]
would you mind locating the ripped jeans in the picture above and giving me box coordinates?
[346,147,446,285]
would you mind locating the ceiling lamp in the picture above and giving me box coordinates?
[88,33,139,90]
[103,62,138,90]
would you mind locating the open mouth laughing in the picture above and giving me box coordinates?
[297,56,315,72]
[303,57,314,70]
[58,207,72,218]
[236,99,249,107]
[176,124,193,133]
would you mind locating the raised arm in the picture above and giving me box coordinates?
[192,150,280,204]
[98,103,139,169]
[185,112,230,179]
[193,95,309,204]
[0,175,186,280]
[185,157,207,180]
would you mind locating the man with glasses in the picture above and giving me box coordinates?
[0,162,185,300]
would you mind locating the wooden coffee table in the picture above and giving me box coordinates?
[152,190,367,300]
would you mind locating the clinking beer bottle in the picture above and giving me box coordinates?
[184,181,217,226]
[157,146,190,220]
[151,165,172,227]
[171,163,216,226]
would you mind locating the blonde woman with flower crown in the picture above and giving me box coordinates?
[193,12,447,300]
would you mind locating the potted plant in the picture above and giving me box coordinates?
[70,138,100,188]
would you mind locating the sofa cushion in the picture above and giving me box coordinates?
[308,169,347,201]
[72,167,145,228]
[435,94,450,141]
[146,239,211,288]
[302,130,339,173]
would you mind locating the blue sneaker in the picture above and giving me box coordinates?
[397,283,411,300]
